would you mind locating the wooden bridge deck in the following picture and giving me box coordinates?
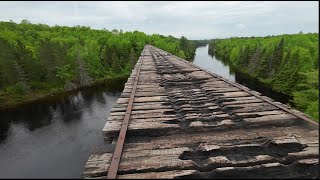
[82,45,319,179]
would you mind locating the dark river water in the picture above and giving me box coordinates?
[0,45,292,178]
[0,86,120,178]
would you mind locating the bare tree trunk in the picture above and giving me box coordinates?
[64,81,77,91]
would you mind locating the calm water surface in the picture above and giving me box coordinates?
[192,44,235,81]
[0,87,120,178]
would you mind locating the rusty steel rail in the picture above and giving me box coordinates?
[151,46,318,127]
[106,54,144,179]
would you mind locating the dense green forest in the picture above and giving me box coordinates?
[192,39,211,47]
[0,20,196,108]
[209,33,319,120]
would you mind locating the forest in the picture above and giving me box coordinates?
[191,39,211,47]
[209,33,319,120]
[0,20,196,108]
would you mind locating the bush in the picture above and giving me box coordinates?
[306,101,319,121]
[5,83,25,95]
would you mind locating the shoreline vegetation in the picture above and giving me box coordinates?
[209,33,318,121]
[0,20,317,122]
[0,74,128,111]
[0,20,196,110]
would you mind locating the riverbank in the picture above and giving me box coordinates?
[0,74,128,112]
[210,36,318,121]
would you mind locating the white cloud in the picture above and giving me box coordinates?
[235,24,247,31]
[0,1,318,39]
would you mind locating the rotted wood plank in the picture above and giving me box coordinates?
[116,96,168,104]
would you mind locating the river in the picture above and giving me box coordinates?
[192,44,292,105]
[0,86,120,178]
[0,45,292,178]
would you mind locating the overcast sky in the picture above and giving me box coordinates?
[0,1,318,39]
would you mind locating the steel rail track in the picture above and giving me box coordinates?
[106,50,145,179]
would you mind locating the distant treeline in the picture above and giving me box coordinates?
[209,33,319,120]
[192,40,211,46]
[0,20,196,107]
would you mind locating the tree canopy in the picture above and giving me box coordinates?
[0,20,196,107]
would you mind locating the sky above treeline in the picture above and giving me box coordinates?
[0,1,318,40]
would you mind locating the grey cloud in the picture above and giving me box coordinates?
[0,1,318,39]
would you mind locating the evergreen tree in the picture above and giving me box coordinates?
[76,49,92,86]
[12,59,30,93]
[273,37,284,71]
[129,48,136,70]
[111,54,121,73]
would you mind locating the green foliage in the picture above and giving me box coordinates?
[177,50,186,59]
[56,64,76,83]
[306,101,319,121]
[5,83,25,96]
[0,20,196,106]
[293,89,318,111]
[211,33,319,121]
[192,39,211,47]
[230,47,240,64]
[292,70,319,120]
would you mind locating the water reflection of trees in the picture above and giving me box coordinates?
[0,85,115,143]
[24,104,53,131]
[105,78,126,92]
[208,47,214,58]
[59,93,84,124]
[0,104,54,143]
[0,115,10,143]
[0,91,84,142]
[234,71,292,106]
[82,96,94,116]
[95,92,106,106]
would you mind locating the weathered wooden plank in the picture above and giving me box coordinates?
[243,114,300,127]
[123,87,165,93]
[229,104,279,113]
[220,99,264,105]
[218,91,252,97]
[117,170,197,179]
[84,141,316,178]
[116,96,168,104]
[235,110,286,118]
[123,127,316,151]
[124,84,162,88]
[118,150,197,174]
[107,114,176,121]
[102,121,181,137]
[82,153,113,179]
[107,117,177,124]
[108,108,174,116]
[111,104,172,112]
[186,71,213,80]
[189,119,236,129]
[120,91,167,97]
